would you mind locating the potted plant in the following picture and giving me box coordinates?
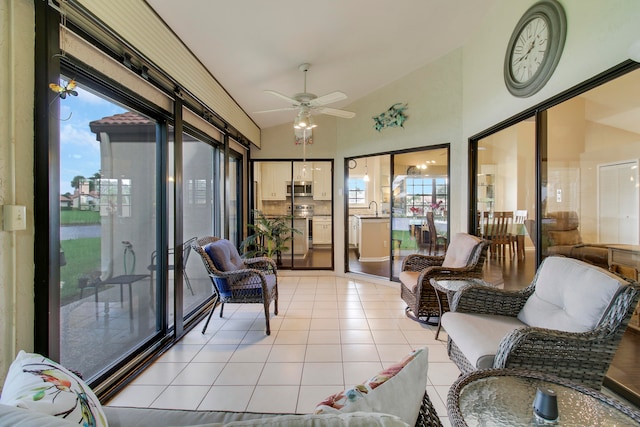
[240,210,301,266]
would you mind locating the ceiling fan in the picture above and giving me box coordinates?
[255,63,356,127]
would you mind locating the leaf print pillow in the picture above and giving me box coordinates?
[0,351,108,427]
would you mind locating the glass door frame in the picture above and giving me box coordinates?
[344,144,450,282]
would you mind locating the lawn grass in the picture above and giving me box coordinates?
[60,209,100,225]
[60,237,101,303]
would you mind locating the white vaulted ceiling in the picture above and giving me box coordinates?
[146,0,497,129]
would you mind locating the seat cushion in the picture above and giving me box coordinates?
[204,240,246,272]
[398,271,420,293]
[442,312,524,369]
[442,233,481,268]
[518,256,625,332]
[103,406,409,427]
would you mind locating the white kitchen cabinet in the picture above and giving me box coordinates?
[261,162,289,200]
[293,161,312,182]
[313,161,332,200]
[349,215,360,247]
[313,216,332,245]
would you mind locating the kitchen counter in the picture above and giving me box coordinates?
[353,214,390,219]
[354,215,391,262]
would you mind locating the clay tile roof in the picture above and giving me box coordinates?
[90,111,152,126]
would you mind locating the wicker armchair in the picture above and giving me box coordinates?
[442,256,640,389]
[400,233,489,325]
[193,236,278,335]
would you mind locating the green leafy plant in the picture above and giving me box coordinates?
[240,210,301,265]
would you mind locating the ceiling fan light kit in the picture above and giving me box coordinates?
[293,110,317,130]
[256,63,356,128]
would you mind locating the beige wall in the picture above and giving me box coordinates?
[2,0,640,386]
[0,0,35,386]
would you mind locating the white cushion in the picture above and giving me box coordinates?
[314,347,429,426]
[518,257,625,332]
[0,351,108,427]
[399,271,420,292]
[442,312,524,369]
[442,233,481,268]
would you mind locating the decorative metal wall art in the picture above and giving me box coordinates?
[372,103,408,131]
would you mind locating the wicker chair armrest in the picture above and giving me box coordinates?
[450,285,533,315]
[244,256,277,272]
[402,254,445,272]
[494,325,604,369]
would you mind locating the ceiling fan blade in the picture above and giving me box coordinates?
[253,107,298,114]
[316,107,356,119]
[309,91,347,107]
[264,90,301,106]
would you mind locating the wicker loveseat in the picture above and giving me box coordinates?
[441,256,640,389]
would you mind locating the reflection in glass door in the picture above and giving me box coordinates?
[58,81,158,380]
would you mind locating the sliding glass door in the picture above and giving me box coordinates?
[471,65,640,403]
[345,146,449,281]
[58,81,159,379]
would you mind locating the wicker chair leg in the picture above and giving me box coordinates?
[273,287,279,315]
[263,300,271,336]
[201,295,219,334]
[219,302,225,318]
[405,306,439,326]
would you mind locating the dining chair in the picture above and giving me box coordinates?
[426,211,447,255]
[485,211,513,258]
[511,210,528,255]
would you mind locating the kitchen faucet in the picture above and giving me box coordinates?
[368,200,378,217]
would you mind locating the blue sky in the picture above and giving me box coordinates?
[58,81,126,194]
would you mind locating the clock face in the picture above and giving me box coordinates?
[504,0,566,97]
[511,16,549,84]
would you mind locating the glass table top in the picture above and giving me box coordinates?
[456,375,640,426]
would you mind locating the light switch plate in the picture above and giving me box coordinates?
[3,205,27,231]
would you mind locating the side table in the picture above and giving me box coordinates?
[447,368,640,426]
[429,278,496,340]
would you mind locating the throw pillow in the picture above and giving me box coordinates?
[204,240,246,272]
[314,347,429,426]
[0,351,108,427]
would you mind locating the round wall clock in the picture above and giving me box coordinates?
[348,159,357,169]
[504,0,567,97]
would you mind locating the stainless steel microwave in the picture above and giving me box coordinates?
[286,181,313,197]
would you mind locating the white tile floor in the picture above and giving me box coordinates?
[107,274,457,426]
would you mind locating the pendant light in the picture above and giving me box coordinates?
[363,159,370,182]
